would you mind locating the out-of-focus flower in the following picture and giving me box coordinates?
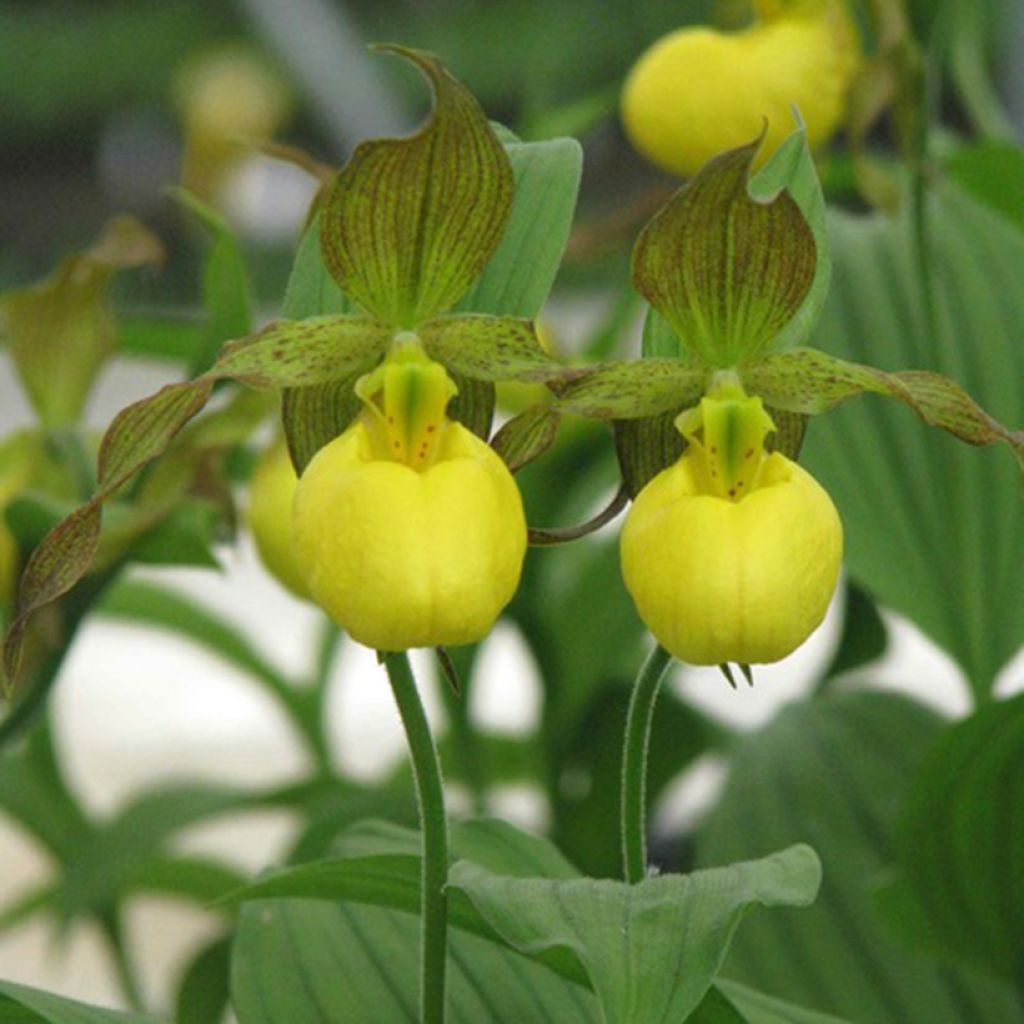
[247,438,310,600]
[621,0,861,176]
[175,47,293,201]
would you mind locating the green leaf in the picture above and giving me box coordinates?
[0,718,91,863]
[61,784,252,920]
[741,347,1024,470]
[214,316,389,389]
[944,141,1024,233]
[456,136,582,317]
[0,980,159,1023]
[632,136,816,367]
[449,845,821,1024]
[883,693,1024,986]
[97,579,291,699]
[230,817,599,1022]
[820,582,888,683]
[319,46,513,326]
[715,980,851,1024]
[800,182,1024,695]
[0,217,163,428]
[749,128,831,353]
[282,217,355,320]
[118,313,205,365]
[175,932,232,1024]
[490,407,561,472]
[696,690,1017,1023]
[556,358,706,419]
[171,188,253,374]
[231,899,599,1024]
[126,499,221,568]
[419,314,564,382]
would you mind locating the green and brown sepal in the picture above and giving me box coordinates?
[631,134,817,367]
[319,46,514,327]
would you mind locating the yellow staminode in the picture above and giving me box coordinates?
[293,340,527,651]
[621,389,842,665]
[247,439,310,600]
[621,0,861,177]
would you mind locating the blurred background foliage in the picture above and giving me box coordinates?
[0,0,1023,1021]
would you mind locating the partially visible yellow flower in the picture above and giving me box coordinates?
[621,0,861,177]
[293,338,527,651]
[621,387,842,665]
[247,438,310,600]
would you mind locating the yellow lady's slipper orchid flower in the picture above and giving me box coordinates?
[621,0,861,177]
[621,387,841,665]
[293,338,527,651]
[247,438,310,600]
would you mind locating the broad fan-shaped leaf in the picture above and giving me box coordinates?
[450,845,821,1024]
[800,179,1024,696]
[882,693,1024,985]
[696,690,1017,1023]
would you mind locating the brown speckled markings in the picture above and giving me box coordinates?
[631,138,817,368]
[319,47,514,329]
[214,315,390,389]
[4,377,213,681]
[419,315,563,384]
[743,347,1024,469]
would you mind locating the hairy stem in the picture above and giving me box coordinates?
[384,651,449,1023]
[620,643,673,884]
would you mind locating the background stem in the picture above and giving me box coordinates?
[384,651,449,1023]
[620,643,673,885]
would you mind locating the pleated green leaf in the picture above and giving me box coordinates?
[801,181,1024,696]
[696,690,1018,1023]
[319,46,513,326]
[716,980,851,1024]
[883,692,1024,986]
[231,898,599,1024]
[450,845,821,1024]
[230,816,599,1023]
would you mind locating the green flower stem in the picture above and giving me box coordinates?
[620,643,674,884]
[384,651,449,1024]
